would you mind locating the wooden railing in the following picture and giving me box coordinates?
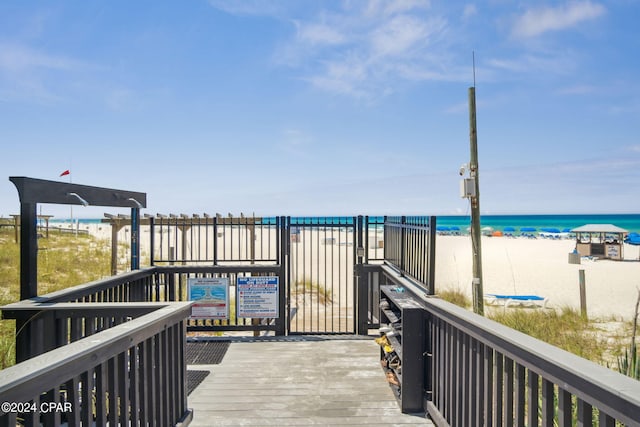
[0,302,193,427]
[378,265,640,426]
[3,266,286,363]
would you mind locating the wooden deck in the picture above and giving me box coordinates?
[187,336,433,426]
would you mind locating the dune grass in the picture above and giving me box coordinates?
[489,306,609,362]
[437,288,614,366]
[0,228,116,368]
[614,290,640,379]
[292,279,333,304]
[437,288,472,309]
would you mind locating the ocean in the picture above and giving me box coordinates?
[435,214,640,234]
[52,214,640,233]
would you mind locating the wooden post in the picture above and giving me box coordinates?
[469,86,484,316]
[131,207,140,270]
[579,269,587,319]
[111,221,120,276]
[12,214,19,243]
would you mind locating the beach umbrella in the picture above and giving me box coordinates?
[503,227,516,232]
[624,233,640,245]
[540,227,561,233]
[625,233,640,260]
[481,226,494,236]
[520,227,536,232]
[436,226,450,232]
[450,226,460,231]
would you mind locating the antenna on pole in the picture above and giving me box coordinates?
[472,51,476,88]
[459,50,484,315]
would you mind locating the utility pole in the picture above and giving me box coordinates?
[468,86,484,315]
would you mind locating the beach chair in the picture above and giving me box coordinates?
[484,294,549,309]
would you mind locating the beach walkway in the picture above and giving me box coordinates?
[187,336,433,426]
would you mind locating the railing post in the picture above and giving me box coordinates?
[356,265,369,335]
[16,202,37,362]
[276,216,287,335]
[149,216,155,266]
[131,207,140,270]
[427,216,437,296]
[400,216,406,277]
[19,202,38,300]
[356,215,368,335]
[213,215,218,266]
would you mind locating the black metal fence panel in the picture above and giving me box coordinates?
[150,215,283,265]
[383,216,436,294]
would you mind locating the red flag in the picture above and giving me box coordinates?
[60,170,70,177]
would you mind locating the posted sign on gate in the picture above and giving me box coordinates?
[187,277,229,319]
[237,276,279,318]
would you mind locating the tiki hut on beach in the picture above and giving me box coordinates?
[571,224,628,260]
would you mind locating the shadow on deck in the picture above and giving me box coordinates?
[187,336,432,426]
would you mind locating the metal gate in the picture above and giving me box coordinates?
[287,217,357,334]
[145,214,384,335]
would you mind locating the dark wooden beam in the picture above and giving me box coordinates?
[10,176,146,208]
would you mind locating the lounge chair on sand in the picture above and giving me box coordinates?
[484,294,549,308]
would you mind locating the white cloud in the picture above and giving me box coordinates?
[486,52,575,76]
[462,4,477,21]
[207,0,287,17]
[276,2,459,100]
[0,43,90,104]
[512,1,606,38]
[370,15,430,57]
[363,0,431,18]
[0,43,83,72]
[295,22,345,45]
[627,145,640,153]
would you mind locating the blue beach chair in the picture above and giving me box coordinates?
[484,294,549,308]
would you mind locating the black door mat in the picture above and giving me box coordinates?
[186,341,230,364]
[187,370,210,395]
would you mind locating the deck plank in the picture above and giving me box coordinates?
[188,337,433,426]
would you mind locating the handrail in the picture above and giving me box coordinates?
[426,296,640,424]
[0,302,193,426]
[1,265,287,361]
[1,302,165,319]
[25,267,157,303]
[379,265,640,426]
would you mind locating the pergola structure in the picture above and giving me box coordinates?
[571,223,628,260]
[101,212,261,273]
[9,176,147,299]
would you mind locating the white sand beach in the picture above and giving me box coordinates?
[76,222,640,321]
[436,235,640,321]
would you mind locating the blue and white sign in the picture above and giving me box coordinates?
[237,276,279,318]
[188,277,229,319]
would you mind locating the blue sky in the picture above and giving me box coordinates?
[1,1,639,219]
